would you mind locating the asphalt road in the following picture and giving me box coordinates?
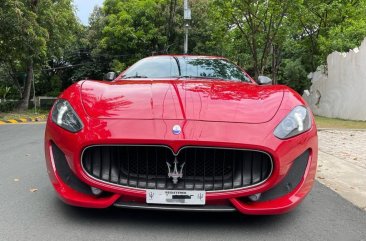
[0,124,365,241]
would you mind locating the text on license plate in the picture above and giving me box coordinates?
[146,190,206,205]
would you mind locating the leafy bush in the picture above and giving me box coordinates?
[0,101,19,112]
[278,59,310,94]
[39,98,57,110]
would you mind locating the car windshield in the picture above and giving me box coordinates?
[121,56,251,82]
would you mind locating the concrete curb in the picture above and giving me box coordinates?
[0,115,47,125]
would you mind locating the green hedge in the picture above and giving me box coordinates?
[0,101,19,112]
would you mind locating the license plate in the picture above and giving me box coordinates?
[146,189,206,205]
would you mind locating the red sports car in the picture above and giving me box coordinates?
[44,55,318,215]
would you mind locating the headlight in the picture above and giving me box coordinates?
[51,99,83,133]
[274,106,311,139]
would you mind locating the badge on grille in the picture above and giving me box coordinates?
[172,125,182,135]
[166,157,185,184]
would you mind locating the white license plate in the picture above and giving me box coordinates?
[146,189,206,205]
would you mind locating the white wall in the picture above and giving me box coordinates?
[303,38,366,121]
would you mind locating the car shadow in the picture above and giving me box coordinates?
[53,197,300,230]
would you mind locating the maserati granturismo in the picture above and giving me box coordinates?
[44,55,318,215]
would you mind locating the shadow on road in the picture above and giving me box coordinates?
[53,197,297,229]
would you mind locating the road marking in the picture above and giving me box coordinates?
[0,122,46,125]
[0,115,47,125]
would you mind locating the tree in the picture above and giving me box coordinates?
[0,0,80,110]
[45,6,111,88]
[212,0,298,81]
[286,0,366,70]
[101,0,170,67]
[207,0,366,91]
[0,0,45,102]
[3,0,366,101]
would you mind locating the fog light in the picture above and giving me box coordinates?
[248,193,261,202]
[91,187,103,196]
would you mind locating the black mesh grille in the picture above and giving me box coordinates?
[82,146,272,191]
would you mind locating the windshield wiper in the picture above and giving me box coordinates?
[123,75,148,79]
[172,75,226,80]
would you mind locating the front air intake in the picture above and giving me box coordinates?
[82,145,273,192]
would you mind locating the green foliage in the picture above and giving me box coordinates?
[0,86,11,100]
[206,0,366,91]
[0,0,80,109]
[278,59,309,94]
[212,0,299,80]
[0,0,79,64]
[2,0,366,97]
[101,0,171,65]
[289,0,366,67]
[111,60,126,73]
[0,101,19,112]
[98,0,231,71]
[36,75,62,97]
[188,0,226,55]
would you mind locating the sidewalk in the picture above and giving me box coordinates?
[317,129,366,211]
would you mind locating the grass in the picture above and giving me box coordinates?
[315,116,366,129]
[0,109,49,121]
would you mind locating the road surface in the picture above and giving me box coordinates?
[0,124,365,241]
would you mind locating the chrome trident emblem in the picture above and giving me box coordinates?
[166,157,185,184]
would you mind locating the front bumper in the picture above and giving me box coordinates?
[45,116,318,215]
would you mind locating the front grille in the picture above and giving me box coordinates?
[82,146,272,192]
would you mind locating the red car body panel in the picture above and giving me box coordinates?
[80,80,284,124]
[44,55,318,215]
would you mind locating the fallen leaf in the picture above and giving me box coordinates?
[318,164,323,167]
[30,188,38,193]
[353,157,358,160]
[317,176,325,180]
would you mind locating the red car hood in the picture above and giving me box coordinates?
[81,79,284,124]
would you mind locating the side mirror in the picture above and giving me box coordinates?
[105,72,117,81]
[257,76,272,85]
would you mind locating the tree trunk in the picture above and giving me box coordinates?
[18,59,33,110]
[252,35,260,81]
[166,0,177,47]
[7,65,23,99]
[271,44,277,85]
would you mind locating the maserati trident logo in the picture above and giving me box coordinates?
[197,193,204,200]
[148,191,154,200]
[166,157,185,184]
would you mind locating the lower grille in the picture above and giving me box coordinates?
[82,146,272,192]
